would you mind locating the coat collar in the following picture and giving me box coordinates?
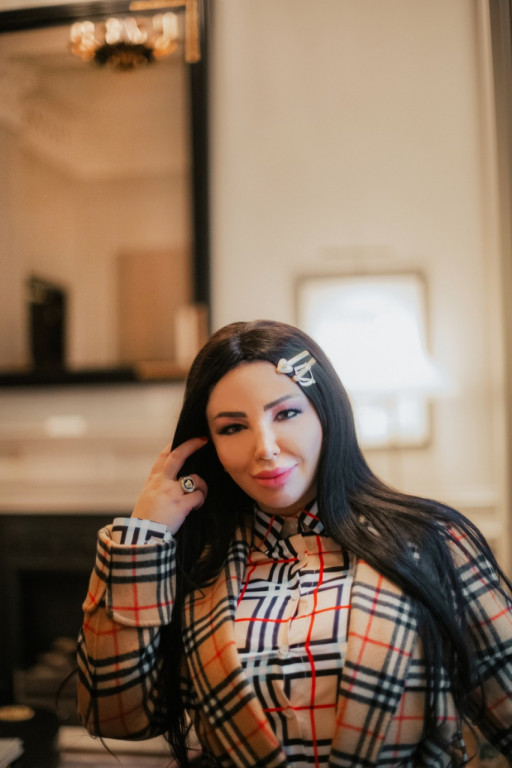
[252,503,324,554]
[183,524,418,767]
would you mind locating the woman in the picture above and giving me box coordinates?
[77,320,512,767]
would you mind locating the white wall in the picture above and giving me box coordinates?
[209,0,508,565]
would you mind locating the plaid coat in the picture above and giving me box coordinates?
[77,522,512,767]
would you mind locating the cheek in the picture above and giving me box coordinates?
[306,422,323,469]
[211,439,243,473]
[310,444,322,475]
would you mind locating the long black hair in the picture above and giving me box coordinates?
[161,319,511,765]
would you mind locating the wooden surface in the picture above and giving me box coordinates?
[118,250,191,364]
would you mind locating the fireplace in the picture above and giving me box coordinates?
[0,513,112,720]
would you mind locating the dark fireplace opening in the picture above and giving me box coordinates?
[12,570,92,724]
[0,513,111,722]
[20,570,88,669]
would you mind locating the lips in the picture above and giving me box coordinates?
[252,466,296,488]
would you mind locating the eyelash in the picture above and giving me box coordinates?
[276,407,302,421]
[217,408,303,436]
[218,424,244,436]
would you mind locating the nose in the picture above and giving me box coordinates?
[254,423,280,461]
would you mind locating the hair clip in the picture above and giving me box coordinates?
[276,350,316,387]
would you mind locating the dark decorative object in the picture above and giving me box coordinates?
[27,276,67,371]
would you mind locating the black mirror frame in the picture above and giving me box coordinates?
[0,0,211,323]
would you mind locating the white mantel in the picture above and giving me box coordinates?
[0,381,185,513]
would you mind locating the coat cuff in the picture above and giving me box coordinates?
[82,524,177,626]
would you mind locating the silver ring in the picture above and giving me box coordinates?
[179,475,196,494]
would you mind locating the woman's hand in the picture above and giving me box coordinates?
[131,437,208,534]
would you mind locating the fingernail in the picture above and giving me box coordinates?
[200,436,208,442]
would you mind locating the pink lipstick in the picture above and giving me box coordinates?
[252,466,295,488]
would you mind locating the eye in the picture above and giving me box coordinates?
[217,422,246,436]
[275,407,302,421]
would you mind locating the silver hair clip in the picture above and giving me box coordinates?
[276,350,317,387]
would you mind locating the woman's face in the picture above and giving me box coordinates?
[206,361,323,516]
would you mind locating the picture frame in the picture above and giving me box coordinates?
[296,271,443,449]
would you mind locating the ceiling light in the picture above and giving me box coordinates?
[69,0,200,71]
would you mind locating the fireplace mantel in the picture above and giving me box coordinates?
[0,380,185,514]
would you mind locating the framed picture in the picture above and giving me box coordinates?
[296,271,445,449]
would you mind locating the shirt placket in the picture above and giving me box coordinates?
[286,534,319,740]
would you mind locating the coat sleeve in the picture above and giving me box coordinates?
[451,529,512,760]
[76,525,177,739]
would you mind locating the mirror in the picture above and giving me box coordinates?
[0,1,209,382]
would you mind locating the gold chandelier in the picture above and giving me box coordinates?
[69,0,200,71]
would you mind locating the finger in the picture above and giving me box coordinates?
[182,488,207,512]
[166,437,208,477]
[148,441,176,474]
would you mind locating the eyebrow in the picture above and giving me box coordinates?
[211,394,295,420]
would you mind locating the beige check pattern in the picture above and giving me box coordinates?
[77,518,512,766]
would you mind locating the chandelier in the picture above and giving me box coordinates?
[69,0,200,70]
